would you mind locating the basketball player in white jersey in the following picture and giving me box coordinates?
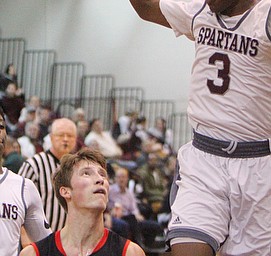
[129,0,271,255]
[0,107,52,256]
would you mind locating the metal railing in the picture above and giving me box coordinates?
[22,49,56,100]
[50,62,85,109]
[168,112,193,152]
[141,99,175,128]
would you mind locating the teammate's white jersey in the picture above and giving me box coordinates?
[160,0,271,141]
[18,151,66,232]
[0,168,51,256]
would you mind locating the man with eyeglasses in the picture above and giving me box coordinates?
[18,118,77,232]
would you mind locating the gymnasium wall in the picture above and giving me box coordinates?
[0,0,194,111]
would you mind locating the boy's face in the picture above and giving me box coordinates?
[68,160,109,212]
[6,83,17,96]
[115,169,129,190]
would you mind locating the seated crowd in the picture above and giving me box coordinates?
[0,66,176,253]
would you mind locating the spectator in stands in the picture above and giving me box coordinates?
[142,129,171,161]
[3,135,24,173]
[12,137,22,154]
[159,154,176,215]
[71,107,86,124]
[14,106,37,138]
[0,63,18,96]
[4,63,18,84]
[108,166,164,248]
[0,77,7,99]
[0,81,25,135]
[18,118,77,232]
[118,116,148,165]
[17,121,43,159]
[121,116,170,167]
[36,104,54,140]
[74,119,89,152]
[134,116,149,144]
[137,153,168,218]
[19,95,41,123]
[148,117,174,154]
[84,118,123,159]
[113,110,138,142]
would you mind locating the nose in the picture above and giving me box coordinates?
[95,174,105,185]
[63,134,69,140]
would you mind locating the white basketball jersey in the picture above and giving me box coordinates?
[0,169,26,256]
[160,0,271,141]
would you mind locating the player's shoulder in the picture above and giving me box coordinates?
[107,230,146,256]
[19,244,36,256]
[126,241,146,256]
[255,0,271,9]
[24,176,37,189]
[24,151,49,165]
[161,0,205,11]
[3,168,23,182]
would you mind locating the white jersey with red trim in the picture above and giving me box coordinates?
[160,0,271,141]
[0,168,51,256]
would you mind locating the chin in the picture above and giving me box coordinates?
[62,149,71,154]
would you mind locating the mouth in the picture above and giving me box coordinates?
[94,188,106,195]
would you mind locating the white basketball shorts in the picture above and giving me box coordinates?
[167,141,271,255]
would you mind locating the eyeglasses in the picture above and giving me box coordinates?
[52,133,76,139]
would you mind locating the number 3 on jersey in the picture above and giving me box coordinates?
[207,52,230,95]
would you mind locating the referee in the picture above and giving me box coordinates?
[18,118,77,232]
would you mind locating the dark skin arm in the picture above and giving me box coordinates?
[172,243,214,256]
[129,0,171,28]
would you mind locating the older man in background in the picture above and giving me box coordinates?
[19,118,77,232]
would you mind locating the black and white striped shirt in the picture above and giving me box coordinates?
[18,150,66,232]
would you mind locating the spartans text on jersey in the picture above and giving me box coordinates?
[0,203,18,220]
[197,26,259,56]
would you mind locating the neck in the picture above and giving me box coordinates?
[61,213,105,256]
[50,148,64,160]
[120,186,126,193]
[95,130,102,135]
[222,0,260,16]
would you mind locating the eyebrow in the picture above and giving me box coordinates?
[79,165,107,173]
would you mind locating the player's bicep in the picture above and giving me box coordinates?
[129,0,171,28]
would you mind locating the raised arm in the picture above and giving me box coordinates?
[129,0,171,28]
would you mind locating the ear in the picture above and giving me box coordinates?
[59,186,71,199]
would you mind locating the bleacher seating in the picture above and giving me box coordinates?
[0,35,192,153]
